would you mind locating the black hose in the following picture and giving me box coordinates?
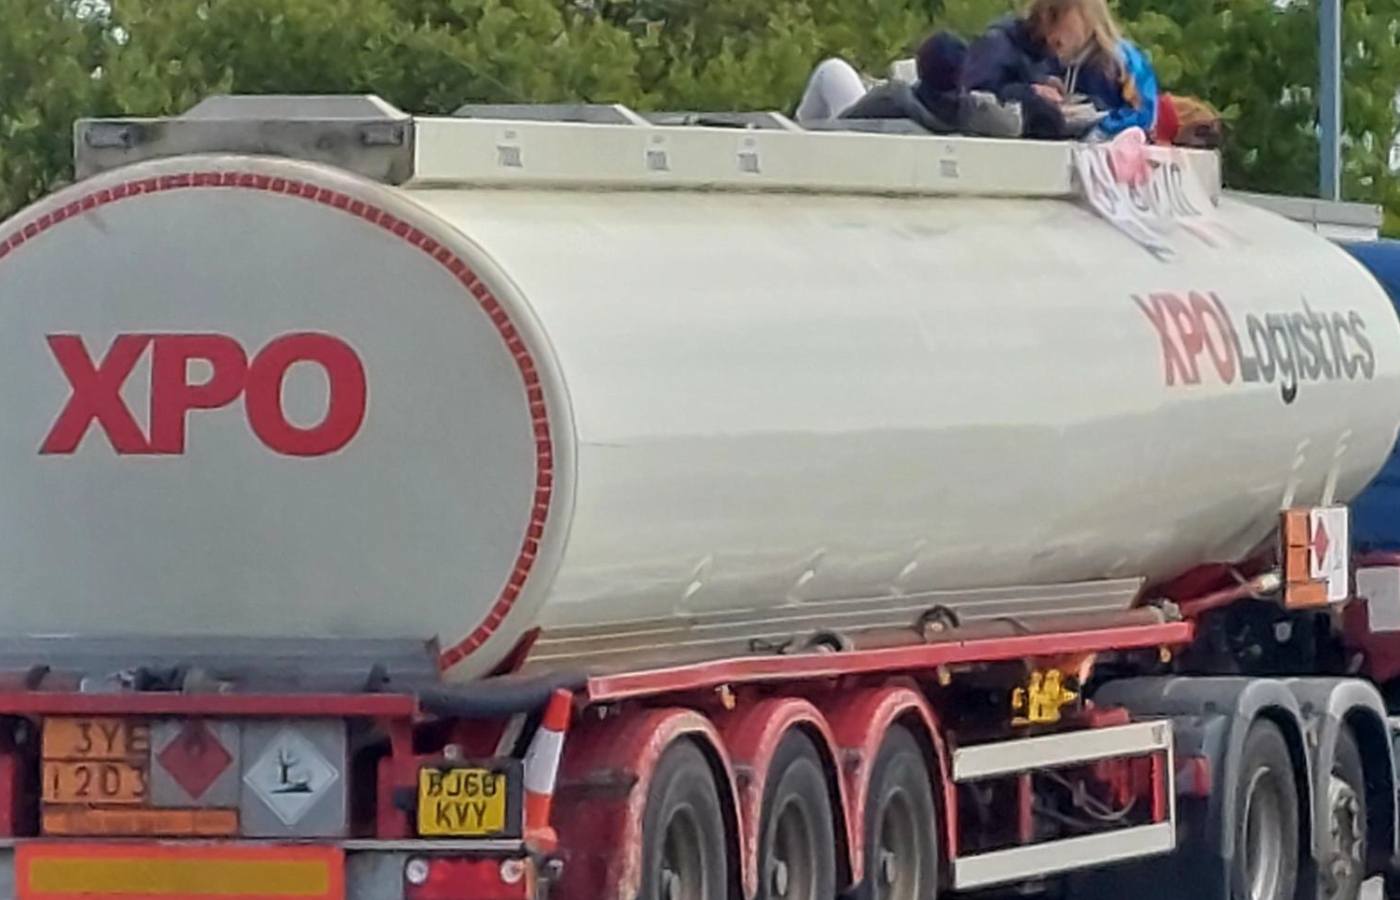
[416,670,588,719]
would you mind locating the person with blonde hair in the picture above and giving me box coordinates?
[962,0,1159,139]
[1032,0,1159,137]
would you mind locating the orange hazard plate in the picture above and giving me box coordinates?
[42,761,148,805]
[42,718,150,761]
[16,843,344,900]
[41,718,151,806]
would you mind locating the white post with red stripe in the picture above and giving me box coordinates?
[522,689,573,850]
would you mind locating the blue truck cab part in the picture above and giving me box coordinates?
[1344,239,1400,551]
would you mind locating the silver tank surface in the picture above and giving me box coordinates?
[1,106,1397,680]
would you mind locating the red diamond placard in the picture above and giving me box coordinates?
[157,720,233,800]
[1312,518,1331,568]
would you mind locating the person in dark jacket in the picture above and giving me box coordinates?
[911,31,1025,138]
[961,12,1066,138]
[912,32,969,126]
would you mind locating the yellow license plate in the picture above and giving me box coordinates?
[42,761,149,805]
[417,767,510,836]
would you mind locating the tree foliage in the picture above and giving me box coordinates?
[0,0,106,215]
[1120,0,1400,218]
[0,0,1397,230]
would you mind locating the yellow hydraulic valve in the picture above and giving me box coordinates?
[1011,669,1079,726]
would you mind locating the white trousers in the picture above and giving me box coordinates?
[794,58,868,125]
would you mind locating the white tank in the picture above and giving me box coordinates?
[2,103,1398,680]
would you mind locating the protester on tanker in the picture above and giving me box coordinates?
[796,0,1160,142]
[908,32,1024,137]
[793,54,975,134]
[957,6,1065,138]
[1037,0,1158,138]
[794,38,1021,138]
[961,0,1159,140]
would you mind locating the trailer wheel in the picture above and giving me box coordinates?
[1234,720,1299,900]
[861,725,938,900]
[1319,728,1366,900]
[639,739,728,900]
[758,730,838,900]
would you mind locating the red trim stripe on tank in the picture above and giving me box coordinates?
[0,170,553,670]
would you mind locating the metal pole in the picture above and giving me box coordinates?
[1319,0,1342,200]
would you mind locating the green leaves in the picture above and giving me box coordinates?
[1122,0,1399,221]
[0,0,1396,232]
[0,0,106,214]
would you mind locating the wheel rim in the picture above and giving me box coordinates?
[661,802,709,900]
[768,796,820,900]
[1243,767,1287,900]
[875,786,922,900]
[1325,772,1364,896]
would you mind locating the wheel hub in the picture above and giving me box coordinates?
[874,789,921,900]
[879,849,899,887]
[768,797,818,899]
[661,805,707,900]
[660,868,682,900]
[1325,774,1363,895]
[769,858,790,897]
[1243,768,1286,900]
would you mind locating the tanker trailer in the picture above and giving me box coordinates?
[0,96,1398,900]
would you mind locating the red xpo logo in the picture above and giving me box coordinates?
[41,332,368,457]
[1133,291,1375,405]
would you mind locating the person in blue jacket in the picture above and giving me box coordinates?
[962,0,1159,140]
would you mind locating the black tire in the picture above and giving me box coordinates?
[638,739,729,900]
[1232,720,1300,900]
[860,726,938,900]
[1319,729,1367,900]
[758,730,838,900]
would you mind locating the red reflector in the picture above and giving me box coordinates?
[1178,755,1212,798]
[0,744,24,836]
[18,842,342,899]
[405,857,532,900]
